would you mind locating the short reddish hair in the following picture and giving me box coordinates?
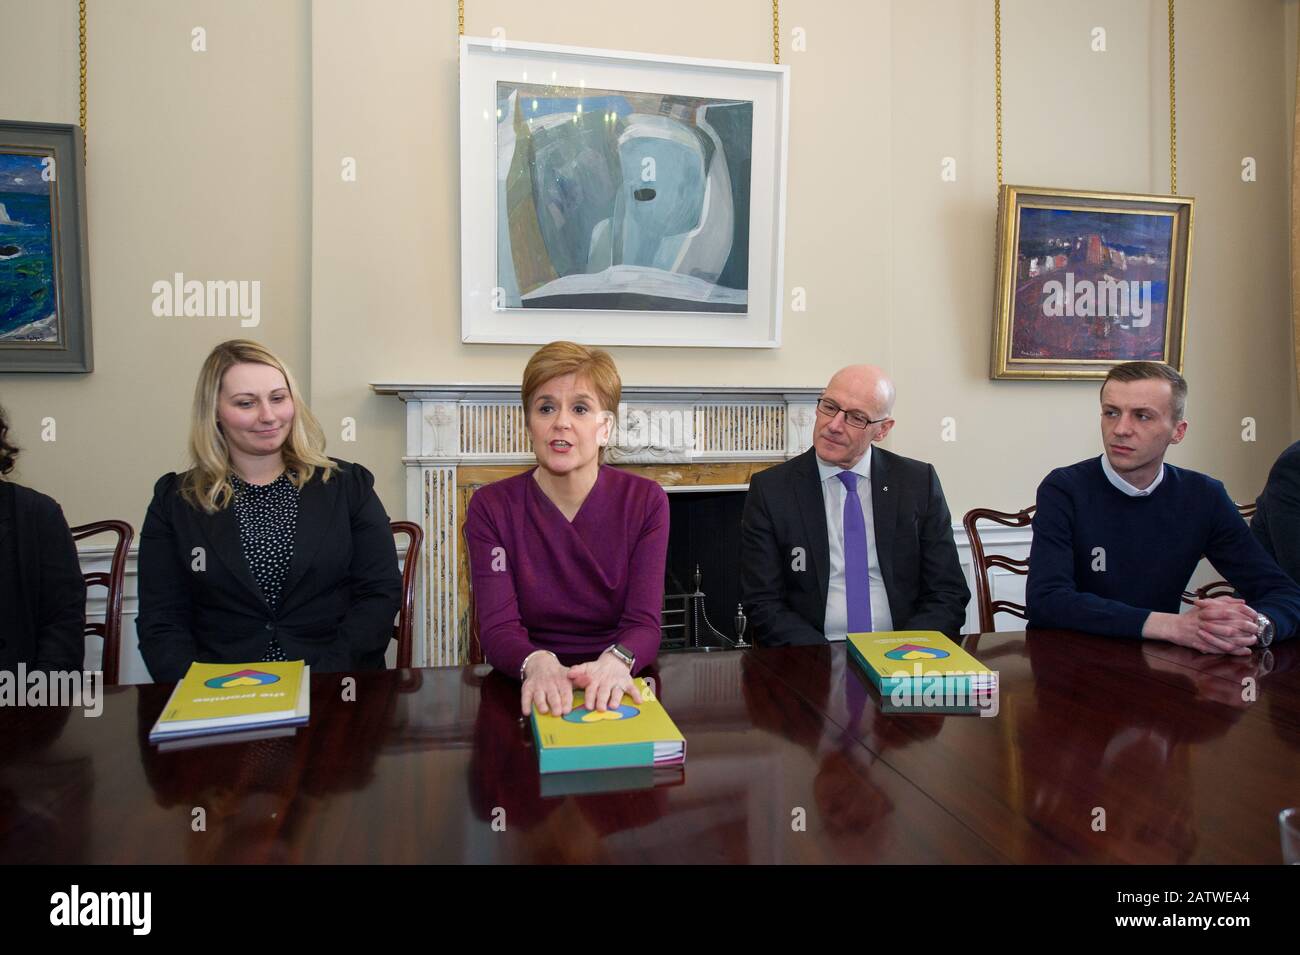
[521,341,622,420]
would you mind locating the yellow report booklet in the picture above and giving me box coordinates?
[531,677,686,774]
[149,661,311,743]
[846,631,997,714]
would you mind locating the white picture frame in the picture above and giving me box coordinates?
[459,36,790,348]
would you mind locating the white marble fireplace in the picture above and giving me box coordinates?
[370,382,823,666]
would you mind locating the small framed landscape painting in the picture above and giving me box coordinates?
[991,185,1193,380]
[0,120,92,373]
[459,37,789,348]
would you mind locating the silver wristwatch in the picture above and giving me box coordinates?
[1255,613,1275,648]
[605,643,635,670]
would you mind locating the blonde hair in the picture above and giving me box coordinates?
[521,341,622,422]
[181,339,335,513]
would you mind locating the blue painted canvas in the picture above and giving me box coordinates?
[497,82,752,313]
[0,152,59,343]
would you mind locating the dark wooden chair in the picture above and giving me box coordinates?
[962,505,1036,633]
[69,520,134,686]
[391,521,423,668]
[1181,501,1257,604]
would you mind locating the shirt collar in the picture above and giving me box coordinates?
[816,445,873,485]
[1099,453,1164,497]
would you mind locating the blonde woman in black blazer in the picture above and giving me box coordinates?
[137,340,401,682]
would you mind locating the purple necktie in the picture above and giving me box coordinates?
[837,471,872,633]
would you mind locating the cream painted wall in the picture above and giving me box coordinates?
[892,0,1293,511]
[0,0,311,527]
[0,0,1293,529]
[309,0,893,518]
[313,0,1298,522]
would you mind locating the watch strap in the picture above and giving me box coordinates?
[605,643,635,670]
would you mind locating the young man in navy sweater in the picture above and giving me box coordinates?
[1026,361,1300,651]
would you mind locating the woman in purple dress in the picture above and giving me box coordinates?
[465,341,669,716]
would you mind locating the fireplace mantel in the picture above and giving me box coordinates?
[371,381,822,665]
[370,382,824,464]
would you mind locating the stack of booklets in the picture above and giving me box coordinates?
[846,631,998,714]
[149,661,310,748]
[531,677,686,774]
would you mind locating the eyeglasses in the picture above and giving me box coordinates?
[816,397,889,430]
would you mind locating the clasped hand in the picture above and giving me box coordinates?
[1151,596,1260,656]
[520,651,644,716]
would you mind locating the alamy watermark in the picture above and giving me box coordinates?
[1039,271,1153,329]
[603,404,693,452]
[0,665,103,717]
[50,885,150,935]
[885,663,999,717]
[151,272,261,327]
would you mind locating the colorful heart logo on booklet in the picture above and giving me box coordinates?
[883,644,950,661]
[562,704,640,723]
[204,669,281,689]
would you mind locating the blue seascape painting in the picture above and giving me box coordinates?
[0,152,59,343]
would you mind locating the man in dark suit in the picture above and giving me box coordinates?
[1252,440,1300,585]
[740,365,969,645]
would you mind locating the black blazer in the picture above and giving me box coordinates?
[1252,439,1300,585]
[0,481,86,672]
[136,459,402,682]
[740,446,969,644]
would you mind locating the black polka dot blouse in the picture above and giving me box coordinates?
[230,472,299,662]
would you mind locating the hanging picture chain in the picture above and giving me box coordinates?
[994,0,1002,195]
[1168,0,1177,194]
[994,0,1179,196]
[79,0,87,161]
[773,0,780,65]
[457,0,465,63]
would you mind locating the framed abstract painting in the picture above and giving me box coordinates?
[991,185,1193,380]
[0,120,92,373]
[459,37,789,348]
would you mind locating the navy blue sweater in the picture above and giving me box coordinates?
[1026,457,1300,642]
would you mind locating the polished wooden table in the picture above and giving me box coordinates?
[0,630,1294,864]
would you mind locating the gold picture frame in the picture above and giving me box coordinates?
[991,185,1194,380]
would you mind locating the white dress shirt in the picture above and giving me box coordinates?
[1099,453,1165,497]
[817,448,894,640]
